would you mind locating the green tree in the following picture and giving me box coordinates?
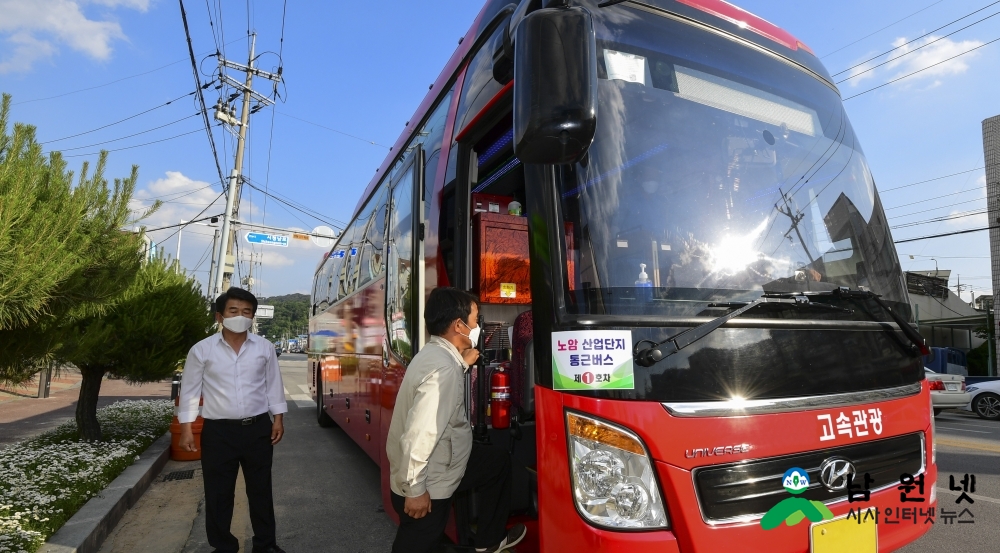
[58,256,214,440]
[255,293,309,340]
[0,93,158,383]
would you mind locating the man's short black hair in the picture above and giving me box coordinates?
[425,287,477,336]
[215,287,258,314]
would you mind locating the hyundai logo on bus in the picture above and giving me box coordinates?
[819,457,857,492]
[245,232,289,247]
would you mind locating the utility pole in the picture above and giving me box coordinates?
[176,218,188,272]
[211,32,281,297]
[208,225,220,300]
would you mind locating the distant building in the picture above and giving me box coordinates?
[983,114,1000,372]
[906,271,985,353]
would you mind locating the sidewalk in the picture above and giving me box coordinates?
[0,369,172,448]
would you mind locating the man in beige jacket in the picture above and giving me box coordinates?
[386,287,526,553]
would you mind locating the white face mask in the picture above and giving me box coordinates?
[222,315,253,333]
[460,320,481,349]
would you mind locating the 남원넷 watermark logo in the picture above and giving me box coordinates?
[760,468,835,530]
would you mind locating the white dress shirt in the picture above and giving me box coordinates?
[178,331,288,423]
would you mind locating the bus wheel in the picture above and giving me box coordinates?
[973,393,1000,421]
[317,373,335,428]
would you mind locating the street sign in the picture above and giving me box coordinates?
[333,250,346,258]
[256,305,274,319]
[292,233,309,240]
[245,232,289,247]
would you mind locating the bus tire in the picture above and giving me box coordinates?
[317,371,335,428]
[973,393,1000,421]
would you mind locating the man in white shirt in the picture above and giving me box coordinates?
[386,287,527,553]
[178,287,287,553]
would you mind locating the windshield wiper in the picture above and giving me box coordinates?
[632,288,926,367]
[773,287,930,356]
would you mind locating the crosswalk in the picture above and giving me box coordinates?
[284,384,316,409]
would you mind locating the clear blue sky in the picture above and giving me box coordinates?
[2,0,997,300]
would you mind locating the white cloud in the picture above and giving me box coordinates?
[131,171,225,229]
[0,0,147,73]
[844,35,984,89]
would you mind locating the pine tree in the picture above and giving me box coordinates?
[0,93,159,384]
[58,256,214,441]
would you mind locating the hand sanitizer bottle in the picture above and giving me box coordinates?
[635,263,652,302]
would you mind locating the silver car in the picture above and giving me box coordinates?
[925,368,970,417]
[964,378,1000,421]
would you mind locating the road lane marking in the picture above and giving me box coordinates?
[936,417,999,429]
[290,393,316,408]
[936,426,991,434]
[937,487,1000,506]
[936,437,1000,453]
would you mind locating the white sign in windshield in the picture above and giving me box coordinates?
[552,330,635,391]
[605,49,647,85]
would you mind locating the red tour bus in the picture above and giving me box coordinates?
[308,0,936,551]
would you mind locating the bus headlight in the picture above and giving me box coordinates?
[567,411,669,529]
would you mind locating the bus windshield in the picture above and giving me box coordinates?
[559,6,909,318]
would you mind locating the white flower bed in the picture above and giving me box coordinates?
[0,400,173,553]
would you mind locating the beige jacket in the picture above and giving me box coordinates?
[387,336,473,499]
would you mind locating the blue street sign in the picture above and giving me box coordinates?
[245,232,289,247]
[333,250,346,258]
[350,247,358,256]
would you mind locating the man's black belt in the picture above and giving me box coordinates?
[207,412,269,425]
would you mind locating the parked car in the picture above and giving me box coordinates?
[964,379,1000,421]
[925,368,970,417]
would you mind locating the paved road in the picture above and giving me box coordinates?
[898,409,1000,552]
[271,353,396,552]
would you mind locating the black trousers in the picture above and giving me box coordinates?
[391,443,512,553]
[201,415,276,552]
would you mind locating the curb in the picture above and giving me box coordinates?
[40,431,173,553]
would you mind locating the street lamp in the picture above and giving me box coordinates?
[930,258,939,278]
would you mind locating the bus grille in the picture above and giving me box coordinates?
[693,433,924,523]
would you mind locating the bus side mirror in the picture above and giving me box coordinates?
[513,6,598,165]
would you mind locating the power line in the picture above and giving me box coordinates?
[902,254,990,259]
[141,185,215,201]
[833,0,1000,77]
[10,39,244,106]
[140,211,224,233]
[241,176,347,227]
[893,224,1000,244]
[180,0,228,191]
[843,35,1000,101]
[821,0,949,59]
[890,209,986,228]
[275,111,390,148]
[48,113,202,152]
[241,178,345,228]
[880,166,984,192]
[62,127,209,158]
[883,185,985,210]
[837,9,1000,84]
[12,61,188,105]
[887,196,986,219]
[41,91,196,143]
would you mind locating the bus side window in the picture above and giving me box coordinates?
[421,90,453,202]
[337,220,362,299]
[387,169,416,364]
[359,188,389,286]
[454,24,505,138]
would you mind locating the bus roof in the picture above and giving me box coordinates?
[351,0,829,218]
